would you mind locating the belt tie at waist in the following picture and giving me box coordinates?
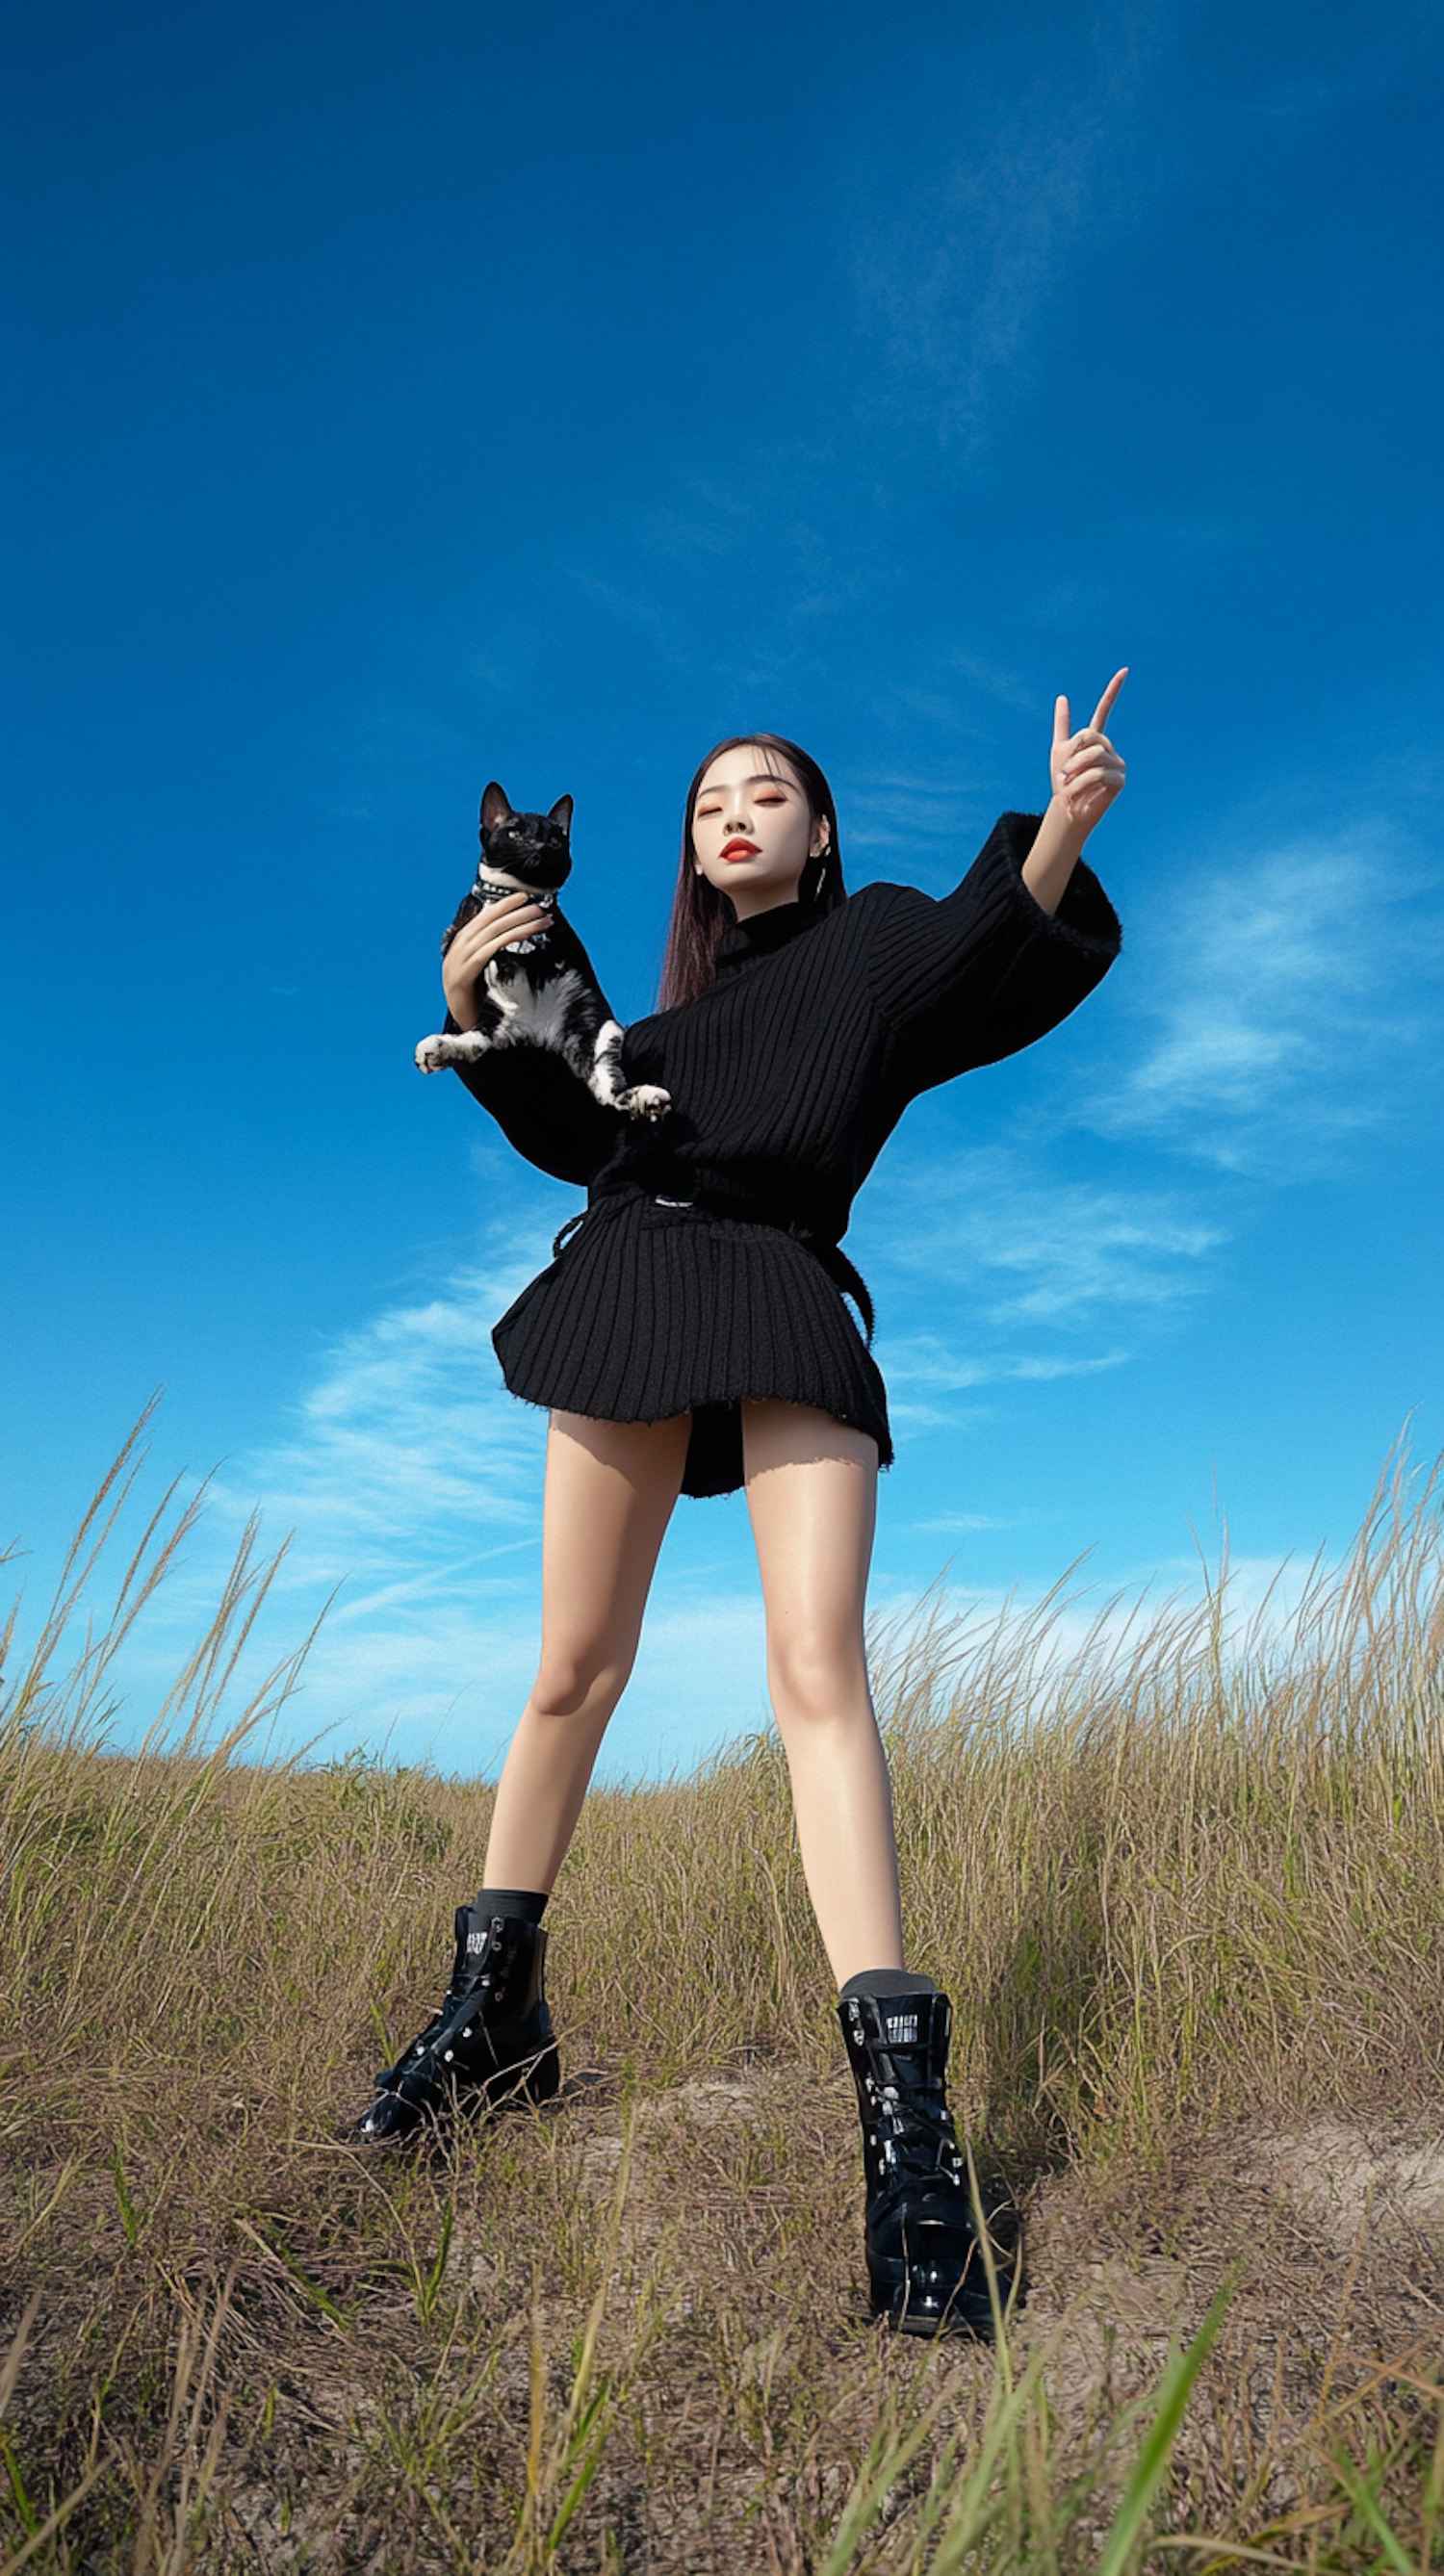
[552,1188,875,1348]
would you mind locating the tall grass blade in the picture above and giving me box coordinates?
[1328,2442,1420,2576]
[819,2390,951,2576]
[0,2464,104,2576]
[235,2218,350,2330]
[1096,2271,1237,2576]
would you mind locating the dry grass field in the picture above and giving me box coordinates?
[2,1421,1442,2571]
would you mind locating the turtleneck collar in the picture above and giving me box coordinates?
[713,900,812,977]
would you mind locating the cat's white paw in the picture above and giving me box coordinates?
[414,1035,450,1072]
[620,1084,672,1121]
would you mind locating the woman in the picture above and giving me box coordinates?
[352,677,1127,2338]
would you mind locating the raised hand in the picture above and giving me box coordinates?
[1049,668,1128,832]
[442,890,553,1030]
[1019,667,1129,914]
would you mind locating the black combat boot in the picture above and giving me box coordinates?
[838,1987,1020,2337]
[351,1905,560,2146]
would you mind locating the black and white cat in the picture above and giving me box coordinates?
[414,782,670,1120]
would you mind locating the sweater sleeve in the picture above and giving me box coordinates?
[863,811,1122,1088]
[444,1028,621,1185]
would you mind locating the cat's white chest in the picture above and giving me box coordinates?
[488,964,588,1048]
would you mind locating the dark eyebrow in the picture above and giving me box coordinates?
[696,772,797,794]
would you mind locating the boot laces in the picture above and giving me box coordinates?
[865,2074,966,2183]
[383,1958,504,2086]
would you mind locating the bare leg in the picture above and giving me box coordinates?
[742,1400,904,1988]
[481,1409,691,1891]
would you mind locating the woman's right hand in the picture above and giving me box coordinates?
[442,891,552,1029]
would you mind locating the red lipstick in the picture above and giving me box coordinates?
[721,837,760,861]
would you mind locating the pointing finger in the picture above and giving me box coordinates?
[1053,694,1070,747]
[1089,668,1128,734]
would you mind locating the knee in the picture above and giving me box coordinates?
[529,1642,633,1726]
[766,1630,869,1730]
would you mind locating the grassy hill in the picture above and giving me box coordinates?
[1,1428,1441,2570]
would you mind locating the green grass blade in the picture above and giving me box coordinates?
[1328,2441,1419,2576]
[236,2218,350,2330]
[415,2204,453,2326]
[110,2143,141,2249]
[928,2350,1050,2576]
[0,2463,103,2576]
[821,2398,949,2576]
[548,2431,609,2553]
[0,2442,37,2537]
[1094,2270,1237,2576]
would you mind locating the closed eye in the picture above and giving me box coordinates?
[697,793,789,814]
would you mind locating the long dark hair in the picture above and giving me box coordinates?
[658,733,845,1010]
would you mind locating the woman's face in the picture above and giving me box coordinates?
[691,746,828,919]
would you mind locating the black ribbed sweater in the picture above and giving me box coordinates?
[454,811,1122,1496]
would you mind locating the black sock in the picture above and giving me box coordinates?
[839,1968,938,2001]
[473,1887,549,1926]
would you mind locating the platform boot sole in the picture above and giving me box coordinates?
[866,2232,998,2339]
[870,2191,1022,2337]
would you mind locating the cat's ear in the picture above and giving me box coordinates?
[480,782,514,834]
[548,794,574,836]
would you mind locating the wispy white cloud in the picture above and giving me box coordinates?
[113,1225,772,1780]
[908,1512,1025,1537]
[944,650,1038,715]
[838,1142,1222,1442]
[222,1255,544,1578]
[863,1147,1223,1332]
[1090,832,1440,1170]
[1224,17,1441,130]
[849,36,1160,447]
[883,1333,1128,1395]
[839,768,1006,874]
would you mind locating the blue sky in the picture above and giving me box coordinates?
[3,0,1440,1777]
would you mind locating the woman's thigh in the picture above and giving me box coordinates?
[536,1410,692,1697]
[741,1402,878,1691]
